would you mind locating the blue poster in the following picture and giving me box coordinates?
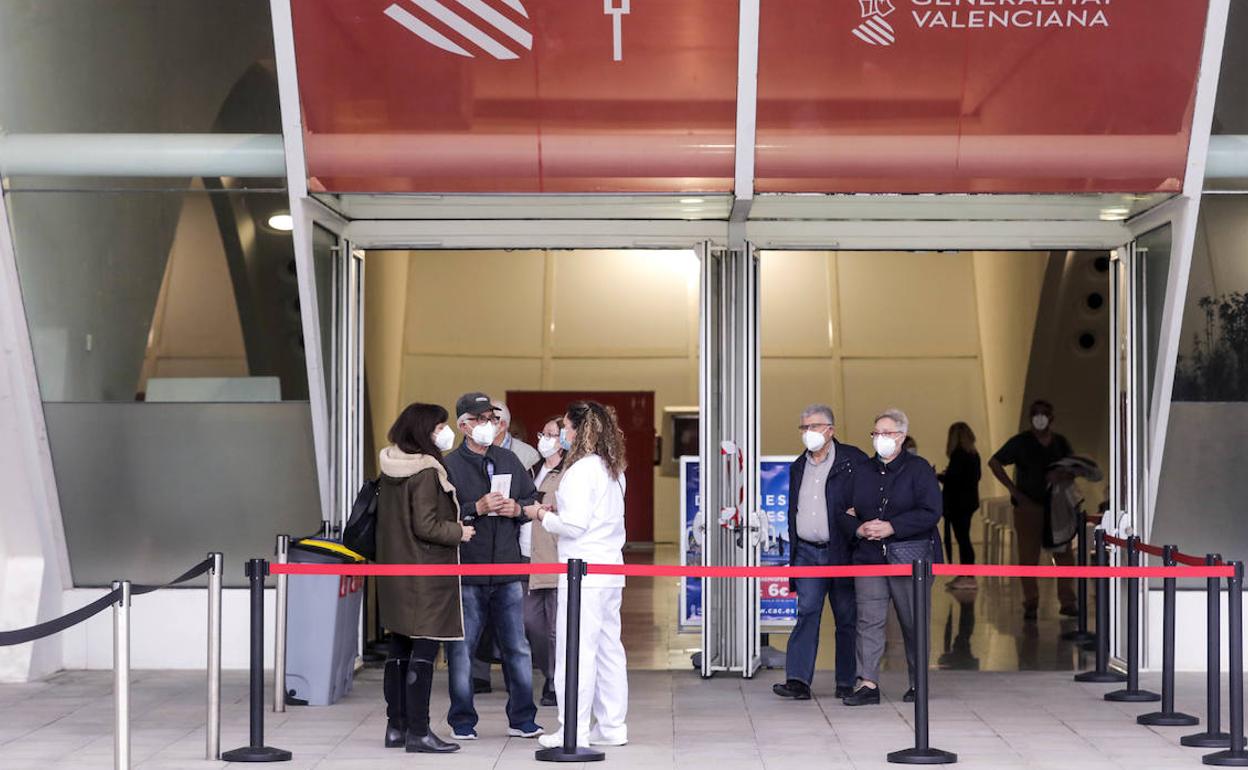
[680,456,798,630]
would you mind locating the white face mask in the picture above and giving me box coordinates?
[433,425,455,452]
[537,434,560,459]
[470,421,498,447]
[874,434,899,459]
[1031,414,1051,432]
[802,430,828,453]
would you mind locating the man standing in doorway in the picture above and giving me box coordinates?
[773,404,866,700]
[443,392,544,740]
[492,399,541,471]
[988,399,1077,621]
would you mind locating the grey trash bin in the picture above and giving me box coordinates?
[284,539,365,706]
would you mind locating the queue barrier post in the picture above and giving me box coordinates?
[1075,528,1127,683]
[1184,554,1242,749]
[1062,513,1095,645]
[888,560,957,766]
[1204,561,1248,766]
[536,558,605,763]
[273,534,289,714]
[206,552,224,760]
[1138,545,1198,726]
[1105,536,1160,703]
[113,580,132,770]
[222,559,292,763]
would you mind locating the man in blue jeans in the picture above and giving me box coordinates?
[443,392,543,740]
[773,404,866,700]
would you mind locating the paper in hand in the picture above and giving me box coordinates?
[490,474,512,497]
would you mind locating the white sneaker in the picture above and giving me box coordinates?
[451,728,478,740]
[537,733,565,749]
[508,725,544,738]
[589,732,628,747]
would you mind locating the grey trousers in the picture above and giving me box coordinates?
[525,587,558,685]
[854,574,922,686]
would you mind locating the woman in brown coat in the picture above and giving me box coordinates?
[377,402,475,754]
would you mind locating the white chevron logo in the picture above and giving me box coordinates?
[384,0,534,60]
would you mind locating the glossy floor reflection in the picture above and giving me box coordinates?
[620,543,1096,674]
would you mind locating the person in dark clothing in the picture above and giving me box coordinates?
[773,404,866,701]
[939,421,981,588]
[987,399,1076,620]
[376,402,475,753]
[838,408,943,707]
[441,392,544,741]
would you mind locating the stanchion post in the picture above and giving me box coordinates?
[1204,561,1247,767]
[273,535,289,714]
[206,552,223,760]
[113,580,131,770]
[1063,513,1095,644]
[222,559,291,763]
[1138,545,1198,726]
[1076,528,1127,683]
[536,559,605,763]
[1184,554,1239,749]
[1105,536,1160,702]
[888,561,956,765]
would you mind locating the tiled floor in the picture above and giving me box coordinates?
[0,667,1230,769]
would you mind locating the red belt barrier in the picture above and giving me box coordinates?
[932,563,1234,579]
[1135,541,1167,558]
[1105,534,1128,547]
[1095,533,1215,568]
[271,562,1233,579]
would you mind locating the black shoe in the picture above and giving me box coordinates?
[772,680,812,700]
[1059,605,1079,617]
[842,686,880,706]
[1023,606,1038,621]
[406,730,460,753]
[835,685,854,699]
[540,686,558,707]
[384,723,406,748]
[472,678,492,694]
[902,688,916,703]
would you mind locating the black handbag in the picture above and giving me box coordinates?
[884,537,935,565]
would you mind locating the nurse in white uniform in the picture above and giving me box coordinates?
[528,401,628,749]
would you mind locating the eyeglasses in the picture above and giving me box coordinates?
[870,430,904,438]
[798,423,832,432]
[468,414,499,424]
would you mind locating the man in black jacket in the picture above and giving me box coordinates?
[442,392,543,741]
[773,405,867,701]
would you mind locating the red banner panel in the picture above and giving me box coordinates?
[291,0,739,193]
[755,0,1210,193]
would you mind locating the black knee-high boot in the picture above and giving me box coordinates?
[383,658,408,748]
[405,647,459,753]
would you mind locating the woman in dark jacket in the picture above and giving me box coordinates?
[939,422,981,588]
[377,402,475,753]
[837,408,942,707]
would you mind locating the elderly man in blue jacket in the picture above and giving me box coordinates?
[773,404,867,701]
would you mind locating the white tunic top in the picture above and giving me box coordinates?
[541,455,626,588]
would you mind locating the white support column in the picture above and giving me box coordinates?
[269,0,334,523]
[731,0,760,222]
[0,176,73,682]
[1143,0,1230,532]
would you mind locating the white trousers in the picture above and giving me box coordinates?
[553,584,628,745]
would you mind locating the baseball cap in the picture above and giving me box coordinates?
[455,392,495,419]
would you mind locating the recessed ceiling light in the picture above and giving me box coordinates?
[267,213,294,231]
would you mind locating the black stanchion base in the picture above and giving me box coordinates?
[1184,732,1245,749]
[1203,749,1248,766]
[535,746,606,763]
[221,745,292,762]
[887,747,958,765]
[1104,688,1160,702]
[1138,711,1200,727]
[1074,670,1127,683]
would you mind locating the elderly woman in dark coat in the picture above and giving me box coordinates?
[378,402,475,754]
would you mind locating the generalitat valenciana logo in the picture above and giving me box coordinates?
[852,0,1113,47]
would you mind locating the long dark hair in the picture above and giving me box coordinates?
[564,400,627,480]
[388,402,449,465]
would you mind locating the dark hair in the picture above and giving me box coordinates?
[564,400,627,479]
[1030,399,1054,414]
[388,402,450,463]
